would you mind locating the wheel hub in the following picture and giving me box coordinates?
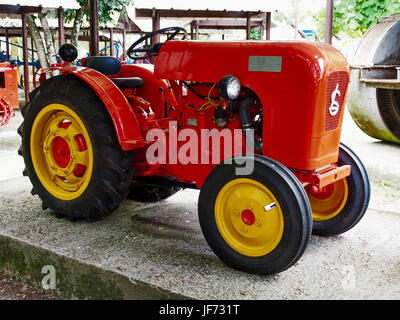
[241,209,255,226]
[51,136,71,168]
[214,178,284,257]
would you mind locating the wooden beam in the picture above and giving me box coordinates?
[0,4,42,15]
[0,27,144,38]
[136,8,262,19]
[194,19,264,30]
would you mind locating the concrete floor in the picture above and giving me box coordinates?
[0,108,399,299]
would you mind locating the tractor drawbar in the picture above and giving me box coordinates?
[239,98,262,151]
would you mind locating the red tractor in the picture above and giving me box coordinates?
[0,61,18,126]
[19,27,370,275]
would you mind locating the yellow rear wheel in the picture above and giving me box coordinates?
[30,103,93,201]
[19,75,134,220]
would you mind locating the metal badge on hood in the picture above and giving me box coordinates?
[325,71,349,131]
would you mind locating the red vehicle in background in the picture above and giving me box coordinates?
[0,61,18,126]
[19,27,370,275]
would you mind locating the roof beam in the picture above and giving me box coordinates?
[0,4,43,14]
[193,19,264,30]
[136,8,263,19]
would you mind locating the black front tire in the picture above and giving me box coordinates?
[198,155,312,275]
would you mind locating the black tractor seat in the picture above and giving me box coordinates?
[110,77,144,89]
[83,56,144,89]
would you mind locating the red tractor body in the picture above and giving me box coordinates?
[21,36,370,275]
[155,41,350,171]
[46,41,351,190]
[0,62,18,126]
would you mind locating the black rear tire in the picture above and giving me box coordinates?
[127,178,181,203]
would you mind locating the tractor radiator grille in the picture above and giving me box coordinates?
[325,71,349,131]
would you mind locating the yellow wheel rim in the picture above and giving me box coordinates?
[308,179,349,221]
[30,103,94,200]
[214,178,284,257]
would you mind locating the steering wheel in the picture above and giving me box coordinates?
[127,26,187,61]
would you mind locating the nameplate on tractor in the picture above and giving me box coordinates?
[248,56,282,72]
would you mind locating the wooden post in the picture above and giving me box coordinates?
[31,37,35,76]
[195,20,199,40]
[246,15,251,40]
[58,7,65,47]
[89,0,99,56]
[5,28,10,60]
[260,23,264,41]
[265,12,271,40]
[325,0,334,44]
[22,13,30,103]
[109,28,114,57]
[152,8,160,44]
[122,29,126,60]
[190,21,194,40]
[294,0,299,39]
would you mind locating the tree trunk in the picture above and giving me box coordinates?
[39,12,57,66]
[71,8,84,48]
[27,15,48,69]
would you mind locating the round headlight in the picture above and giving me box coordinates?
[218,75,241,100]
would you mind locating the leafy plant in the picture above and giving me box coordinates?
[64,0,133,26]
[314,0,400,40]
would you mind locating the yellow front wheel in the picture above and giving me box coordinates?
[214,178,284,257]
[198,155,312,275]
[19,75,134,220]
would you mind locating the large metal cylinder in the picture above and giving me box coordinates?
[348,14,400,143]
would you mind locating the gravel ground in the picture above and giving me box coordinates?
[1,109,400,300]
[0,272,60,300]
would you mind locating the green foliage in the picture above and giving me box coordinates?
[315,0,400,39]
[65,0,133,26]
[250,28,261,40]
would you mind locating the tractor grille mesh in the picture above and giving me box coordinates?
[325,71,349,131]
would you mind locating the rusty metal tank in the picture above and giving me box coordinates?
[347,14,400,143]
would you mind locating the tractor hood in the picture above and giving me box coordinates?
[154,40,350,171]
[154,40,345,87]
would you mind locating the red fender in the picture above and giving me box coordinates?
[40,66,145,150]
